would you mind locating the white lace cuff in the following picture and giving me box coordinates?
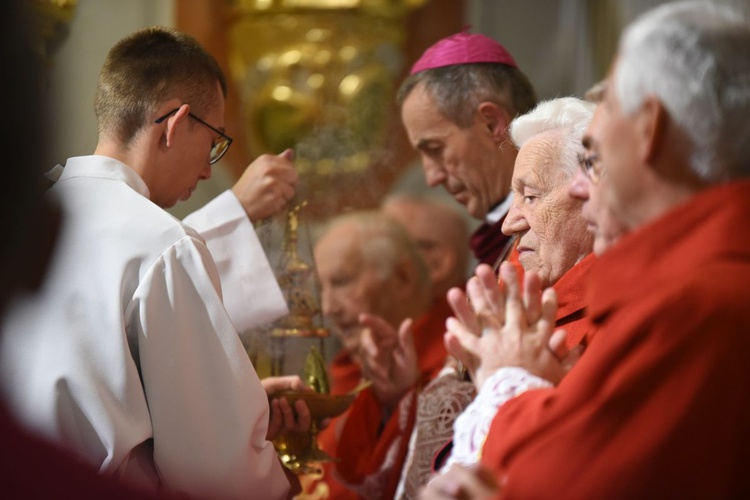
[442,367,553,471]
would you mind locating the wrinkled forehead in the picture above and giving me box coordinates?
[514,132,570,187]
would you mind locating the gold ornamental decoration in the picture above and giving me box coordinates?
[31,0,78,61]
[228,0,427,210]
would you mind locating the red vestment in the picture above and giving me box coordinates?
[481,181,750,499]
[315,351,363,499]
[328,350,363,396]
[0,405,162,499]
[332,297,452,499]
[553,253,596,349]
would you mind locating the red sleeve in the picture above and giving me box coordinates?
[480,274,750,499]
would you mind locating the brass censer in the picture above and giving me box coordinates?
[265,201,361,475]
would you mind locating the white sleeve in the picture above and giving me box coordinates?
[183,190,288,332]
[443,367,553,471]
[131,236,289,500]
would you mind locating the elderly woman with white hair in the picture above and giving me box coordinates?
[500,96,596,348]
[442,96,596,471]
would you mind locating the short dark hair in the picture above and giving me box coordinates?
[397,62,537,128]
[94,26,227,146]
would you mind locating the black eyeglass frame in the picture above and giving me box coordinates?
[154,108,233,164]
[577,151,603,184]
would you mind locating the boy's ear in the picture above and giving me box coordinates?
[161,104,190,148]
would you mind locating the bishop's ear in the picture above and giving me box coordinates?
[478,101,512,142]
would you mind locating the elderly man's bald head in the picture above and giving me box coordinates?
[314,211,431,356]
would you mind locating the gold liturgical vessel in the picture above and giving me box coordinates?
[265,201,357,475]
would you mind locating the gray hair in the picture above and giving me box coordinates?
[509,97,595,177]
[615,0,750,181]
[396,63,538,128]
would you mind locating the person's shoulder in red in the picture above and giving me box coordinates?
[1,406,164,499]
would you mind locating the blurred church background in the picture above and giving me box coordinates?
[39,0,734,223]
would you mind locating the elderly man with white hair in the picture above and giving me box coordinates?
[423,1,750,498]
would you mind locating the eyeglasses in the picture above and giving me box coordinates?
[578,151,603,184]
[154,108,233,164]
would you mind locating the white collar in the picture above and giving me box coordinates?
[50,155,151,199]
[486,193,514,224]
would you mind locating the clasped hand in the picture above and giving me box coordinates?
[445,262,579,389]
[357,313,419,412]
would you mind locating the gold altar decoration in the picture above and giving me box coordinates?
[227,0,427,212]
[31,0,78,61]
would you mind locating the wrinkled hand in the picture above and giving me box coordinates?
[358,313,419,411]
[419,463,501,500]
[231,149,298,223]
[445,262,572,389]
[262,375,312,440]
[445,263,506,381]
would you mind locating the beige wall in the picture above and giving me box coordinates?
[44,0,173,170]
[467,0,750,100]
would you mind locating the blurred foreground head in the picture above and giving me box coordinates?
[0,0,61,315]
[588,0,750,231]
